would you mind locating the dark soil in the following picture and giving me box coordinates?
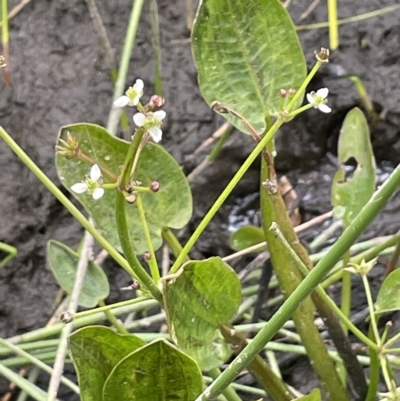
[1,0,400,399]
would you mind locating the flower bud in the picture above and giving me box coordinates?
[150,181,160,192]
[60,311,74,323]
[148,95,166,111]
[125,193,137,203]
[279,89,287,98]
[314,47,330,63]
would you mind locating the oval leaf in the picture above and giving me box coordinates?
[164,257,241,370]
[103,338,202,401]
[47,240,109,308]
[332,108,376,224]
[230,225,266,251]
[192,0,306,134]
[55,123,192,255]
[69,326,146,401]
[375,268,400,314]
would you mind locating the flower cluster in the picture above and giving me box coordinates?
[113,79,166,143]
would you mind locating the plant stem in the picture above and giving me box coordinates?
[136,194,160,281]
[162,227,188,262]
[340,250,351,334]
[115,191,162,303]
[220,325,291,401]
[97,300,129,334]
[0,126,139,280]
[0,364,48,401]
[1,0,10,84]
[327,0,339,50]
[0,241,16,269]
[208,368,242,401]
[8,299,157,345]
[260,166,349,401]
[0,338,79,394]
[46,231,93,401]
[107,0,145,134]
[271,223,378,351]
[170,118,284,273]
[150,0,162,95]
[195,158,400,401]
[296,4,400,31]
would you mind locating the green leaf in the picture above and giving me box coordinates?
[230,225,266,251]
[69,326,146,401]
[295,389,321,400]
[47,240,109,308]
[332,108,376,224]
[103,338,202,401]
[192,0,306,135]
[164,257,241,370]
[55,123,192,255]
[375,269,400,314]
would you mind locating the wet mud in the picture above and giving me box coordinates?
[1,0,400,398]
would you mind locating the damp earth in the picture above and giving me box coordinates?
[1,0,400,399]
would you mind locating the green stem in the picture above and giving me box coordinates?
[327,0,339,50]
[0,363,47,401]
[1,0,10,84]
[261,171,348,399]
[0,127,138,279]
[208,368,242,401]
[0,338,79,394]
[362,275,381,346]
[115,191,162,303]
[271,223,378,350]
[107,0,145,135]
[150,0,162,95]
[8,299,157,345]
[220,325,292,401]
[120,127,145,189]
[0,241,17,269]
[136,194,160,281]
[340,250,351,334]
[286,60,322,113]
[170,118,284,273]
[195,156,400,401]
[97,300,129,334]
[296,4,400,31]
[162,227,188,262]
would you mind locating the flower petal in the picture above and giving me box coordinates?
[133,113,146,127]
[318,104,332,113]
[71,182,88,194]
[92,187,105,200]
[316,87,329,99]
[90,164,102,181]
[306,93,315,105]
[134,79,144,91]
[153,110,166,121]
[148,126,162,143]
[113,96,130,108]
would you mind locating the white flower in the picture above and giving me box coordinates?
[71,164,105,200]
[133,110,166,143]
[306,87,331,113]
[113,79,144,108]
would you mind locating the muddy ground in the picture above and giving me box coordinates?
[1,0,400,399]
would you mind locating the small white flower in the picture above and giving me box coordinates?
[71,164,104,200]
[113,79,144,108]
[133,110,166,143]
[306,87,331,113]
